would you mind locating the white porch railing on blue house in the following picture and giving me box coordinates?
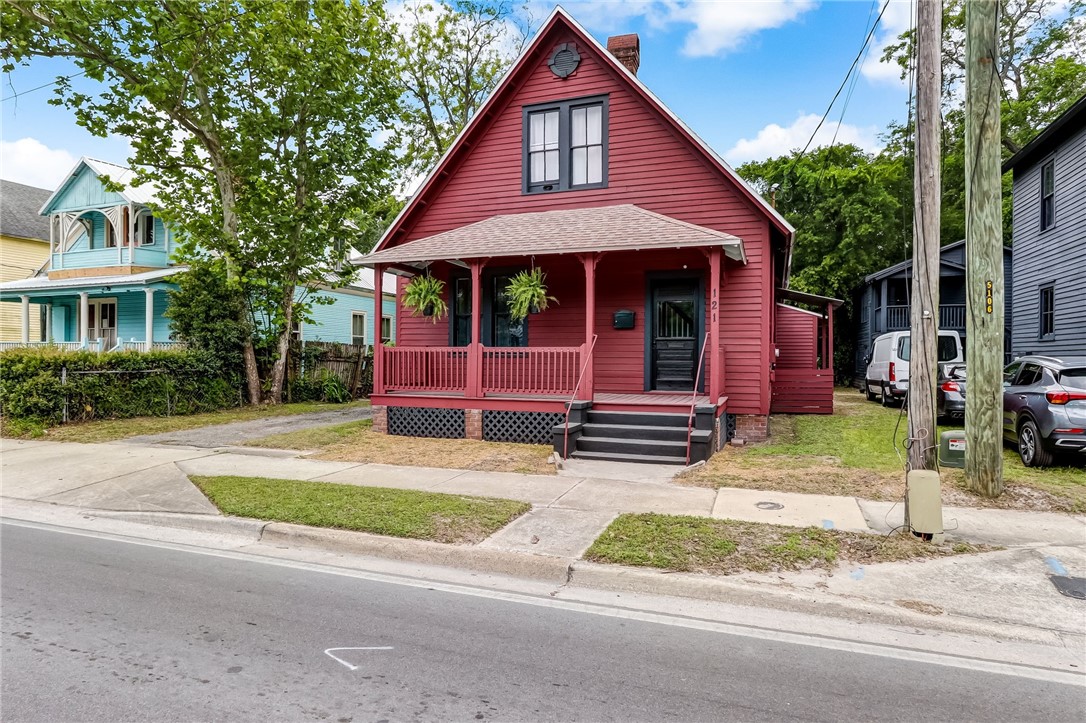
[0,339,186,353]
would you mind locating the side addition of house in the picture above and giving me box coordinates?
[1003,93,1086,357]
[356,7,839,465]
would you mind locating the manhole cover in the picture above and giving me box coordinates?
[756,501,784,511]
[1050,576,1086,600]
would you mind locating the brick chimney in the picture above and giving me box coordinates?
[607,34,640,76]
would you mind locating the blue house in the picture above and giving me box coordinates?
[852,239,1013,378]
[0,158,396,351]
[1003,94,1086,357]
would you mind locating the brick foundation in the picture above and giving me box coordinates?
[465,408,483,440]
[734,414,769,442]
[371,405,387,434]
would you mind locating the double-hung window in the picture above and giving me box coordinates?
[1040,160,1055,231]
[351,312,367,346]
[1039,284,1055,339]
[381,316,393,344]
[524,95,608,193]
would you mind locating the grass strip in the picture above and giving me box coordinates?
[585,513,989,575]
[243,419,372,449]
[191,475,530,544]
[15,400,370,443]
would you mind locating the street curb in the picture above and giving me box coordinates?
[90,510,268,537]
[260,522,574,584]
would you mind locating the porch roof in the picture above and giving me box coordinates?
[354,204,746,267]
[0,266,185,296]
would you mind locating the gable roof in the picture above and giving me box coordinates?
[360,204,746,265]
[863,239,1012,283]
[1002,93,1086,175]
[371,6,792,258]
[0,179,51,242]
[40,157,160,215]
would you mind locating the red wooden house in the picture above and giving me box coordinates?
[356,7,838,464]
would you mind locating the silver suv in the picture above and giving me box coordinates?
[1003,356,1086,467]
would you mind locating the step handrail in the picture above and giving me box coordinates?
[685,332,711,465]
[562,334,599,460]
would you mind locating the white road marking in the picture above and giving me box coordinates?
[4,517,1083,688]
[324,647,394,671]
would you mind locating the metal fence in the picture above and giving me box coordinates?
[59,367,242,423]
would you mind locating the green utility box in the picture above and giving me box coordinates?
[939,430,966,469]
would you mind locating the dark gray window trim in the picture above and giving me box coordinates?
[447,267,531,347]
[1039,158,1055,232]
[1038,281,1055,341]
[522,94,609,195]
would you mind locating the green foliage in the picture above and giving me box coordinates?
[394,1,530,177]
[289,369,352,404]
[0,348,239,426]
[2,0,401,401]
[165,259,248,369]
[505,267,557,321]
[402,274,448,322]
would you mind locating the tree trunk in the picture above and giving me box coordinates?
[266,285,296,404]
[241,334,262,405]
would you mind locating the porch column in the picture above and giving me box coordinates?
[79,292,89,347]
[879,278,888,332]
[709,248,722,404]
[372,265,385,395]
[144,287,155,351]
[826,302,835,371]
[582,254,597,400]
[45,303,53,343]
[20,295,30,344]
[467,260,484,398]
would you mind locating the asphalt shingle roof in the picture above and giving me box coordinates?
[0,179,51,242]
[357,204,746,266]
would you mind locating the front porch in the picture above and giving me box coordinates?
[358,205,748,463]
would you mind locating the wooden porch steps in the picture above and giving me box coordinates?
[568,409,697,465]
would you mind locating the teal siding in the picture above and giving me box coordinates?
[298,288,396,345]
[46,165,127,213]
[131,245,170,268]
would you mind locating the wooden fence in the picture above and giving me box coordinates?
[287,340,373,399]
[770,368,835,414]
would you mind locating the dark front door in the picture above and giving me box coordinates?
[650,281,699,391]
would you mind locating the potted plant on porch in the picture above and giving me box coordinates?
[506,267,557,321]
[402,274,448,323]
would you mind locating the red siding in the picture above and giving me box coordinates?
[387,23,776,414]
[775,304,819,369]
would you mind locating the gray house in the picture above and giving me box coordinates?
[852,239,1012,378]
[1003,94,1086,357]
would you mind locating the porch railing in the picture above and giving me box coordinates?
[0,341,88,352]
[383,346,469,393]
[563,335,598,459]
[884,303,968,331]
[686,332,711,466]
[482,347,580,396]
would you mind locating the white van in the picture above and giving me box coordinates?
[864,330,964,405]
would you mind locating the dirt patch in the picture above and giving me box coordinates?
[311,427,555,475]
[895,599,945,616]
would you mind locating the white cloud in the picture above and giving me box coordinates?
[0,137,77,189]
[725,113,882,165]
[541,1,818,57]
[860,0,914,85]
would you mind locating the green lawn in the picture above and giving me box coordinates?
[191,475,530,544]
[12,400,369,443]
[681,390,1086,513]
[585,513,988,576]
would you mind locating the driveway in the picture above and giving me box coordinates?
[116,405,373,448]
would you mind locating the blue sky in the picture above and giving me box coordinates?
[0,0,913,191]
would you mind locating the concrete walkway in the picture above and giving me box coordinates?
[116,405,372,448]
[3,437,1084,558]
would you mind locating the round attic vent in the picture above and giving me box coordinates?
[548,43,580,79]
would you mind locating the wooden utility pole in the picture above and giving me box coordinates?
[964,0,1004,496]
[908,0,942,473]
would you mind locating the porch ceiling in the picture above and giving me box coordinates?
[353,204,746,267]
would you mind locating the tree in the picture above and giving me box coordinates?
[394,0,531,177]
[2,0,399,403]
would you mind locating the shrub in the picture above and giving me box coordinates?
[0,347,240,426]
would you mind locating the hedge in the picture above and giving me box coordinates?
[0,347,241,426]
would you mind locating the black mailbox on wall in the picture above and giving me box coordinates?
[612,310,635,329]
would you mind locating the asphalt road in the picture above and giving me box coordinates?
[2,522,1082,722]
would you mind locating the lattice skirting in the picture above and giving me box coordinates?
[387,406,465,439]
[483,410,565,445]
[724,413,737,444]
